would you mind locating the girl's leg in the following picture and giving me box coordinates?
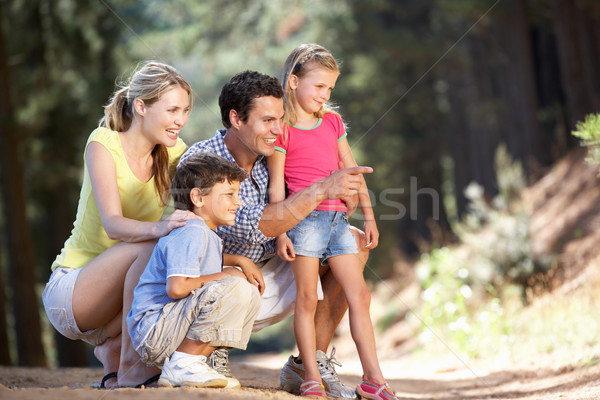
[314,226,369,352]
[291,256,322,383]
[327,254,385,384]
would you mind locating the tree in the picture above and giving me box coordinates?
[1,0,131,366]
[0,0,46,366]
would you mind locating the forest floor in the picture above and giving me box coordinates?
[1,349,599,399]
[2,149,600,399]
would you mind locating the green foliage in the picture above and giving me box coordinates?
[572,113,600,166]
[414,144,554,357]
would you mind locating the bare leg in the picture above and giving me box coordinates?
[327,254,384,384]
[177,338,215,357]
[72,240,158,386]
[93,333,121,387]
[117,240,161,386]
[314,226,369,352]
[292,256,322,384]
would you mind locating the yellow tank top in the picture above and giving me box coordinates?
[51,127,186,270]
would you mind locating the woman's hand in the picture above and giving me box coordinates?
[276,234,296,262]
[158,209,201,237]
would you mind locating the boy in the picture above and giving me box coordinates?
[127,152,262,388]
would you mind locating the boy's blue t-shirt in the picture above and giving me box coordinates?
[127,219,223,350]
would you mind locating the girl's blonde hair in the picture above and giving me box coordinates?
[100,61,194,205]
[281,43,341,129]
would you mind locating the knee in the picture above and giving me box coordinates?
[348,285,371,311]
[295,289,319,313]
[230,278,260,309]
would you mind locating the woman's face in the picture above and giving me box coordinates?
[139,86,190,147]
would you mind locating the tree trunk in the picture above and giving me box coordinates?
[0,2,47,367]
[553,0,600,129]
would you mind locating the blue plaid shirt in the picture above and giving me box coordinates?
[179,130,276,263]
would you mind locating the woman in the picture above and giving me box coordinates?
[42,61,197,388]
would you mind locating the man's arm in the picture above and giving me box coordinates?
[258,166,373,237]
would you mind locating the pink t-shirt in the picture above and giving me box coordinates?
[274,113,347,211]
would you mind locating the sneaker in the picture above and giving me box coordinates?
[300,379,326,398]
[207,348,241,389]
[280,347,357,399]
[158,353,228,388]
[356,378,398,400]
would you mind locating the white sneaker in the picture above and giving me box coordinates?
[158,353,228,388]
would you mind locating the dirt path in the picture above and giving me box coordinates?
[1,352,599,400]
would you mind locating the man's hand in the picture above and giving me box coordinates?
[323,166,373,201]
[276,233,296,262]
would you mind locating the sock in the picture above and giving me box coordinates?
[170,351,206,363]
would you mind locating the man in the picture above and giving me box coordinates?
[180,70,372,399]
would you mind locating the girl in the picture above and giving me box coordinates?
[42,61,198,388]
[268,44,397,400]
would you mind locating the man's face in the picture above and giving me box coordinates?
[236,96,284,158]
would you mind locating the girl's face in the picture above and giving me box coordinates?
[139,86,190,147]
[289,65,339,120]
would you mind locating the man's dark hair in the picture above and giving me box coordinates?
[172,152,247,211]
[218,70,284,129]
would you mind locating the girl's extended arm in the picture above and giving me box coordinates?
[338,137,379,249]
[266,151,296,261]
[166,267,246,299]
[87,142,198,242]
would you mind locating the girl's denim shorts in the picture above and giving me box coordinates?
[287,210,358,264]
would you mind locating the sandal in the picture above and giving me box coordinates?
[300,379,326,397]
[90,371,118,389]
[356,377,398,400]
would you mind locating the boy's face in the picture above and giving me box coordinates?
[197,180,242,230]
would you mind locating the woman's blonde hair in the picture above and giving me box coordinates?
[100,61,193,205]
[281,43,340,129]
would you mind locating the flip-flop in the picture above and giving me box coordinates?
[134,373,161,389]
[90,371,118,389]
[113,373,161,389]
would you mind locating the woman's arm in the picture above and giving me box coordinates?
[87,142,197,242]
[166,267,246,299]
[338,137,379,249]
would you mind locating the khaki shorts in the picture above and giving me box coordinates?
[42,267,108,346]
[135,277,260,367]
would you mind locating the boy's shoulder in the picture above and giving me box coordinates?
[159,219,219,248]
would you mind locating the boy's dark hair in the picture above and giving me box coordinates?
[172,152,247,211]
[218,70,284,129]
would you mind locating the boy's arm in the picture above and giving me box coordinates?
[338,137,379,249]
[266,151,297,261]
[223,253,265,295]
[166,268,245,299]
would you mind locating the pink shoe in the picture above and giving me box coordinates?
[356,377,398,400]
[300,379,326,398]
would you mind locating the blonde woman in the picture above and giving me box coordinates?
[42,61,197,388]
